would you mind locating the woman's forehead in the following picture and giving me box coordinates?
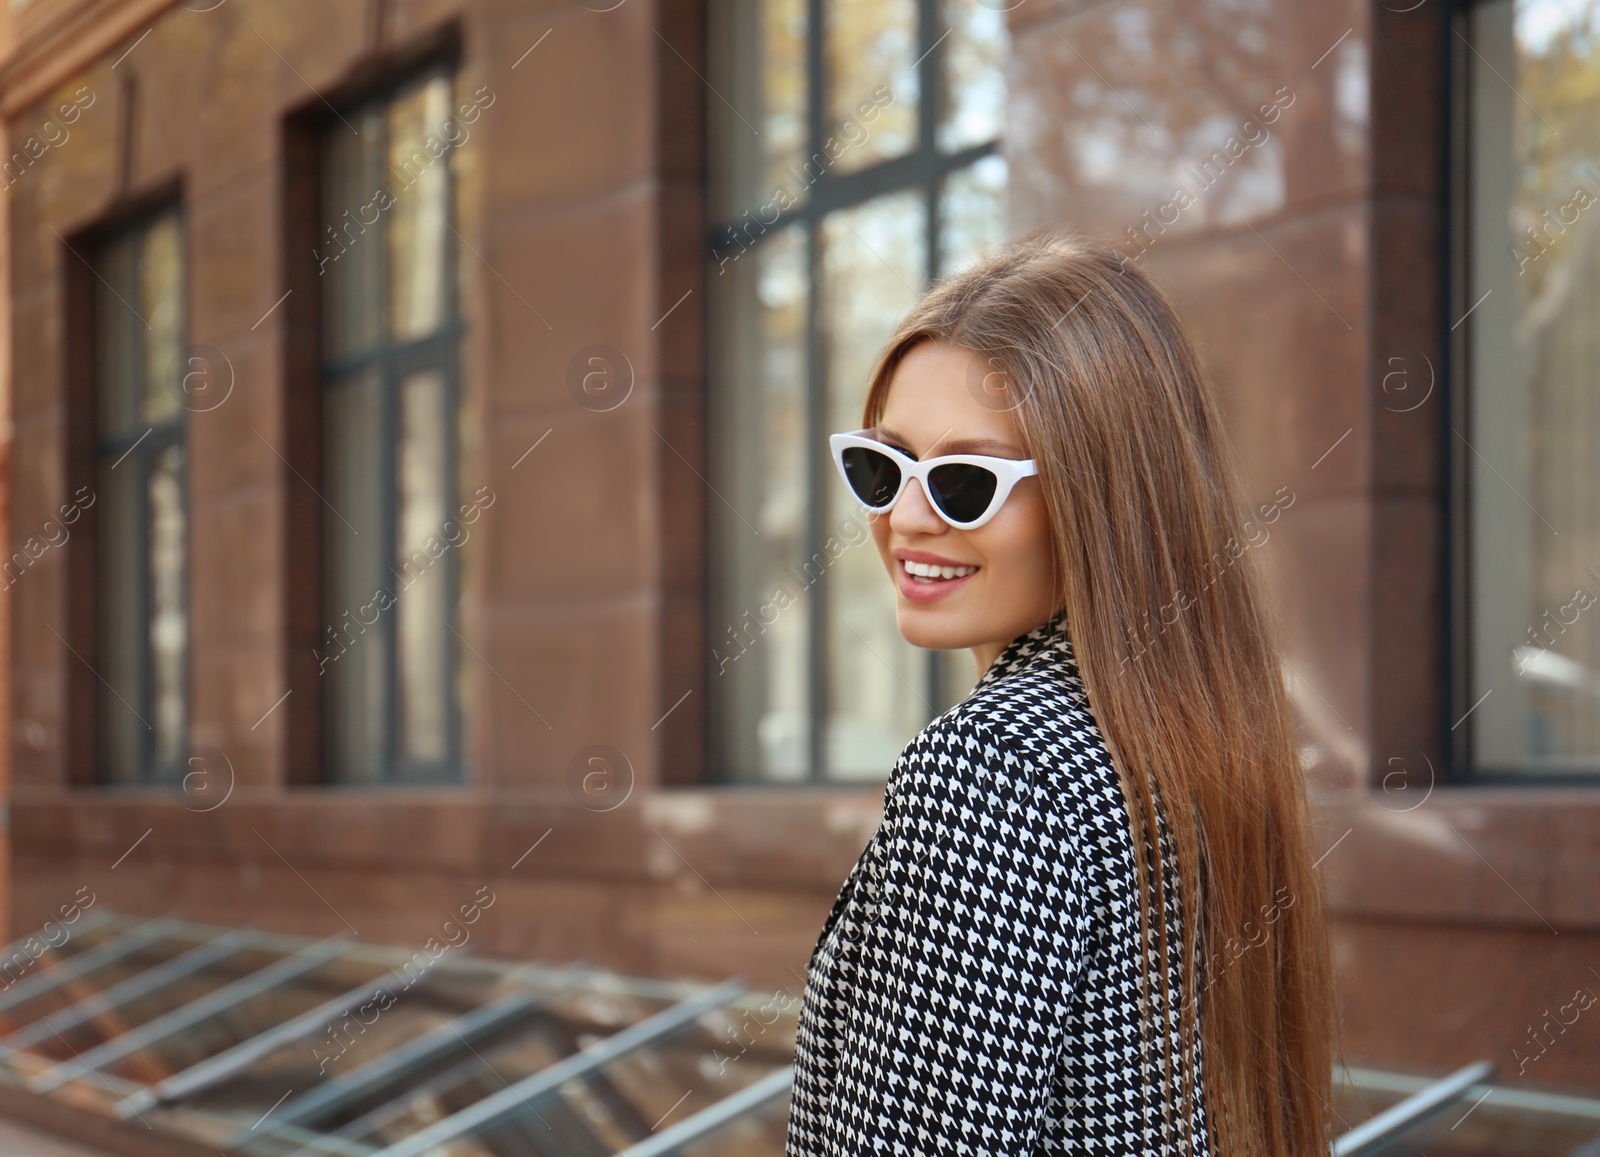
[879,342,1027,457]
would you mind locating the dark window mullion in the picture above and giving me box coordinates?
[708,139,997,259]
[1447,3,1471,781]
[444,78,464,781]
[377,105,401,786]
[433,104,459,785]
[176,214,192,786]
[918,0,940,163]
[132,445,154,782]
[133,240,153,784]
[381,355,400,783]
[921,0,942,719]
[805,0,828,781]
[439,350,461,784]
[321,325,462,381]
[442,140,463,778]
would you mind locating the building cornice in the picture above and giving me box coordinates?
[0,0,182,119]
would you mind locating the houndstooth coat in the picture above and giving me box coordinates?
[785,611,1209,1155]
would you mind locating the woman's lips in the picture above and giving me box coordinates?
[895,558,980,603]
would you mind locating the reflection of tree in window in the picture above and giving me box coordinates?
[95,208,188,785]
[1009,3,1361,232]
[321,67,469,784]
[707,0,1009,782]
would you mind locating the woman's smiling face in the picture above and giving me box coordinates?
[869,340,1061,675]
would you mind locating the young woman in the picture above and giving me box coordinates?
[785,231,1335,1156]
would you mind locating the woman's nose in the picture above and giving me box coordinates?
[889,476,946,534]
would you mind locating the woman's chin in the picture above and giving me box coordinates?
[894,602,980,652]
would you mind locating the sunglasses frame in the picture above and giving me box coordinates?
[829,428,1039,530]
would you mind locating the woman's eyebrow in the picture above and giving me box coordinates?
[876,425,1024,457]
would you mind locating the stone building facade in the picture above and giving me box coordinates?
[0,0,1595,1095]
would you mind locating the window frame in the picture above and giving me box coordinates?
[283,33,472,789]
[80,199,193,788]
[1447,0,1600,784]
[705,0,1005,785]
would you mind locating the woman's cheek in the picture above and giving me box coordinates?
[871,517,894,568]
[986,497,1055,603]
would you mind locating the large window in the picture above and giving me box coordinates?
[707,0,1008,783]
[319,64,471,784]
[1460,1,1600,776]
[96,206,189,786]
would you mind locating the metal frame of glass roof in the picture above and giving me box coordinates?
[124,953,456,1114]
[33,935,355,1095]
[1333,1060,1495,1156]
[255,977,571,1140]
[0,908,1590,1157]
[0,928,265,1057]
[0,911,798,1156]
[612,1063,795,1157]
[0,916,178,1014]
[365,977,748,1157]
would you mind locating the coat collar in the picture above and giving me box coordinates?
[972,609,1077,691]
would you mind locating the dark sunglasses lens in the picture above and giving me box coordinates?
[841,446,902,507]
[927,463,999,523]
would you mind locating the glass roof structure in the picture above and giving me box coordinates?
[0,911,792,1155]
[0,909,1593,1156]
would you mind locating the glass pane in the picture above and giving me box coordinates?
[709,224,812,781]
[96,233,141,439]
[141,211,184,425]
[0,935,197,1044]
[826,0,918,174]
[939,0,1007,152]
[148,440,187,780]
[1466,0,1600,772]
[336,983,681,1147]
[189,969,554,1143]
[477,1001,797,1153]
[324,368,389,784]
[322,104,386,363]
[940,152,1008,276]
[388,73,452,342]
[98,456,142,787]
[709,0,807,221]
[395,369,450,770]
[821,191,929,779]
[96,954,390,1086]
[0,918,125,1007]
[336,984,793,1153]
[10,942,290,1072]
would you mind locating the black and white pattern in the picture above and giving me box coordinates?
[786,612,1209,1155]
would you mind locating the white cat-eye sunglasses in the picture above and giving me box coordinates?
[829,429,1038,530]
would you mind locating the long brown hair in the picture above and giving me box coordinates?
[861,230,1335,1155]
